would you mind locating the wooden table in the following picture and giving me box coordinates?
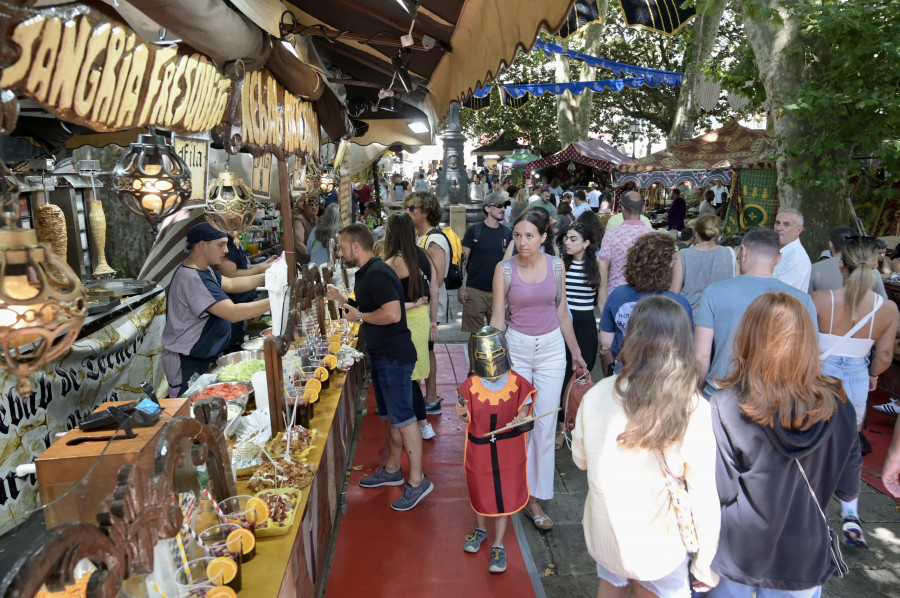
[238,357,363,597]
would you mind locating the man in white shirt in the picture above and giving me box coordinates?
[711,180,727,208]
[571,190,592,219]
[772,208,812,291]
[586,183,602,213]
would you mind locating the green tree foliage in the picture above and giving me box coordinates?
[459,9,744,154]
[780,0,900,196]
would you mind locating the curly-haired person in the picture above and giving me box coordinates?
[599,233,693,374]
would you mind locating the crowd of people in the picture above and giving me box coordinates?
[160,169,900,594]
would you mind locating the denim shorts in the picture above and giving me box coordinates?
[596,555,690,598]
[370,357,416,428]
[821,355,869,425]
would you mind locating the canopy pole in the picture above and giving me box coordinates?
[279,158,297,286]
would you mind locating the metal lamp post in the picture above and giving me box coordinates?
[629,120,641,159]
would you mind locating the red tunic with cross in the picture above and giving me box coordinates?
[460,371,535,516]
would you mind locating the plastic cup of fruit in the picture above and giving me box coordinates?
[199,524,244,591]
[174,558,222,596]
[217,495,259,557]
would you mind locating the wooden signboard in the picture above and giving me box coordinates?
[173,136,209,205]
[0,5,233,134]
[252,153,272,198]
[213,67,320,162]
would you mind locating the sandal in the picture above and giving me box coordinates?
[522,504,554,530]
[555,431,565,450]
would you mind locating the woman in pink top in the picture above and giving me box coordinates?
[490,208,587,530]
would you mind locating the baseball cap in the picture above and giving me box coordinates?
[484,192,507,207]
[562,190,574,198]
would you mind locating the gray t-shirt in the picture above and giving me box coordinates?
[695,275,817,397]
[808,256,887,297]
[679,246,736,312]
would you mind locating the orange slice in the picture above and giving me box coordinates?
[303,388,320,404]
[226,527,255,554]
[314,366,329,381]
[305,378,322,393]
[323,354,338,369]
[328,341,341,354]
[329,334,341,344]
[205,557,237,585]
[206,587,238,598]
[245,496,270,525]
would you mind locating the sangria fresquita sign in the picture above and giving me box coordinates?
[0,9,232,134]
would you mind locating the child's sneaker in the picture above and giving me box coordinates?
[463,528,487,553]
[489,546,507,573]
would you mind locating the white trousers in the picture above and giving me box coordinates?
[507,326,566,501]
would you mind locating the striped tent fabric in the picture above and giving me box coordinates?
[137,206,208,289]
[618,0,696,36]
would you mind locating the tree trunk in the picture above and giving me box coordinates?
[737,0,846,258]
[556,11,608,147]
[667,2,728,144]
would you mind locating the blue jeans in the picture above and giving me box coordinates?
[821,355,869,426]
[708,576,821,598]
[370,357,416,428]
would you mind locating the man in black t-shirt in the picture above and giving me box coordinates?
[326,224,433,511]
[459,192,513,373]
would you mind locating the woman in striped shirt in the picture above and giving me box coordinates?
[557,221,601,449]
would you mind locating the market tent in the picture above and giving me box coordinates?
[616,121,776,175]
[526,139,633,172]
[285,0,578,139]
[500,151,541,168]
[471,137,528,157]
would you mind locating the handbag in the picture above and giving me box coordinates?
[794,459,849,577]
[563,371,594,436]
[656,451,700,554]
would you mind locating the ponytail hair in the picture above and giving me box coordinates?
[841,237,878,322]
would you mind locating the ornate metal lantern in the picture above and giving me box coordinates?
[318,164,339,196]
[0,162,86,395]
[112,132,192,235]
[204,165,255,237]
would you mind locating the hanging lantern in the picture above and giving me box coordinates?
[0,162,86,396]
[204,165,255,238]
[318,164,339,196]
[112,132,192,235]
[305,162,322,194]
[567,160,576,174]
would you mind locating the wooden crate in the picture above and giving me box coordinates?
[35,399,188,529]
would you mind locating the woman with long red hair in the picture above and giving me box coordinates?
[710,292,861,598]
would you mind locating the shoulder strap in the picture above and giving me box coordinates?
[870,294,884,338]
[552,256,563,308]
[795,459,830,527]
[503,259,512,322]
[829,290,835,334]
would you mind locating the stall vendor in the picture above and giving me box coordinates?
[217,235,276,349]
[163,223,271,396]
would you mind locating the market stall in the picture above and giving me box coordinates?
[615,121,778,235]
[0,0,581,596]
[525,139,632,188]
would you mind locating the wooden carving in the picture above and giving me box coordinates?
[0,401,233,597]
[0,3,232,134]
[212,66,320,162]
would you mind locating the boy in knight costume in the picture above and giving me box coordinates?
[455,326,535,573]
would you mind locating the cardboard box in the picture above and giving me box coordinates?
[35,399,188,529]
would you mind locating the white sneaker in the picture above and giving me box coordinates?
[420,423,436,440]
[874,400,900,416]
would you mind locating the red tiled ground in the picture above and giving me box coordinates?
[326,344,537,597]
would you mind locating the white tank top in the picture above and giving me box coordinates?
[818,291,882,359]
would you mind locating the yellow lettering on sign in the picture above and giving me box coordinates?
[0,16,45,87]
[138,45,177,125]
[47,16,91,110]
[169,55,189,124]
[92,25,127,123]
[73,22,111,117]
[26,16,61,102]
[109,33,137,124]
[115,43,148,128]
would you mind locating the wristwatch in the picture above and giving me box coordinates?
[356,311,363,325]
